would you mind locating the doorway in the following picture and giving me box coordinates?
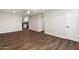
[40,13,45,32]
[22,17,29,30]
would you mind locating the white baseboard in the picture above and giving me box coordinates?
[0,29,22,34]
[45,32,79,42]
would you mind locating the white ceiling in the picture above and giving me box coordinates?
[0,9,48,16]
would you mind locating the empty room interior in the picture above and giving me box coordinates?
[0,9,79,50]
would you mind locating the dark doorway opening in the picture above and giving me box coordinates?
[22,17,29,30]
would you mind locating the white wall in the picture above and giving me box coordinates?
[44,10,79,42]
[44,10,66,38]
[29,14,44,32]
[0,12,22,34]
[65,10,79,41]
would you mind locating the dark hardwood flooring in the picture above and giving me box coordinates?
[0,30,79,50]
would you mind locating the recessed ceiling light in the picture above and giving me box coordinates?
[27,10,30,14]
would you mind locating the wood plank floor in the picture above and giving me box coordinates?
[0,30,79,50]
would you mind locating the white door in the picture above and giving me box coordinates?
[65,11,79,41]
